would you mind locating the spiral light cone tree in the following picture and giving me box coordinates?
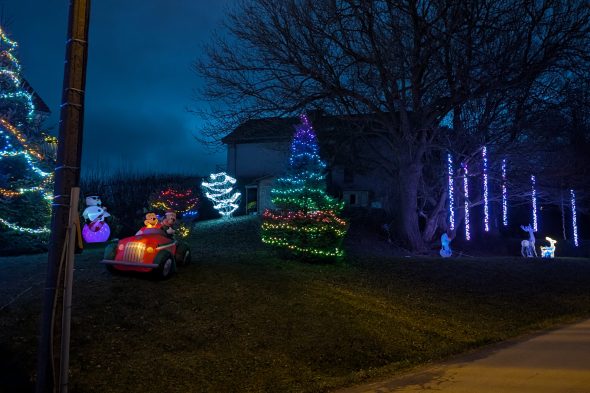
[261,114,347,258]
[202,172,241,217]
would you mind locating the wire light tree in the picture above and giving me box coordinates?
[261,114,347,259]
[201,172,241,217]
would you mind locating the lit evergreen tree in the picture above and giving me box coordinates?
[0,26,52,253]
[261,114,347,258]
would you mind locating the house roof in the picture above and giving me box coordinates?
[221,111,376,144]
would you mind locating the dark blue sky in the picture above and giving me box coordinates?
[1,0,229,176]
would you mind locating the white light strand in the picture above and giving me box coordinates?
[482,146,489,232]
[502,159,508,226]
[463,163,470,241]
[447,153,455,230]
[201,172,241,217]
[571,189,579,247]
[531,175,538,232]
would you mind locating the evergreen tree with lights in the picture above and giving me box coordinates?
[0,26,52,253]
[261,113,347,258]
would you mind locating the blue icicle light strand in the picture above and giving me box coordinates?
[531,175,538,232]
[463,163,470,241]
[447,153,455,230]
[502,159,508,226]
[482,146,489,232]
[571,189,579,247]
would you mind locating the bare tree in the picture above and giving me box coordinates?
[195,0,590,251]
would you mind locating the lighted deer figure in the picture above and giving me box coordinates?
[540,237,557,258]
[520,224,537,257]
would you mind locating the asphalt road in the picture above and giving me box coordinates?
[338,319,590,393]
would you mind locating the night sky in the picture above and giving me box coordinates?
[0,0,229,176]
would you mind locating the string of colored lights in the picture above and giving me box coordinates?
[502,158,508,226]
[447,153,455,230]
[0,28,53,235]
[570,189,579,247]
[531,175,538,232]
[202,172,241,217]
[463,163,470,240]
[262,113,347,258]
[149,187,199,216]
[482,146,489,232]
[0,27,35,120]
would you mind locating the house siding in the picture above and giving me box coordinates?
[227,142,290,178]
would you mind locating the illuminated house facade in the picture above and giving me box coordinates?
[222,113,389,214]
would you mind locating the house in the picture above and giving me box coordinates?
[222,112,389,214]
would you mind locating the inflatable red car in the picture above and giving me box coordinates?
[101,227,191,279]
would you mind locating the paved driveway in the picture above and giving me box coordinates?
[338,319,590,393]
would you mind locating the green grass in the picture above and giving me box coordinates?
[1,216,590,392]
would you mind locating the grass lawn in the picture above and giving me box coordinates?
[1,216,590,392]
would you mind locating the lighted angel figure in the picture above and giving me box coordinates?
[520,224,537,257]
[540,237,557,258]
[440,230,454,258]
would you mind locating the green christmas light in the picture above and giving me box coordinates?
[261,114,348,258]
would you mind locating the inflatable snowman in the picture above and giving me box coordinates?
[82,195,111,243]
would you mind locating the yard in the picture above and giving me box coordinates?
[1,216,590,393]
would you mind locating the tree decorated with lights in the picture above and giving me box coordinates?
[148,185,200,219]
[201,172,241,217]
[261,114,347,258]
[0,26,52,250]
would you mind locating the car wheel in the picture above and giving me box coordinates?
[175,243,191,266]
[182,249,191,266]
[154,250,175,280]
[103,243,118,274]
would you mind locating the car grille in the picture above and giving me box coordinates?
[123,242,146,263]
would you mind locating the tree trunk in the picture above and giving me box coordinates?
[422,190,447,244]
[397,163,425,251]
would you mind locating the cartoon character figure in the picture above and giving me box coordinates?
[144,213,159,228]
[540,237,557,258]
[160,210,177,238]
[81,195,111,243]
[440,230,454,258]
[136,212,160,235]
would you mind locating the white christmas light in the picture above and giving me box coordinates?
[571,189,579,247]
[482,146,489,232]
[463,163,470,241]
[502,159,508,226]
[531,175,538,232]
[447,153,455,230]
[202,172,241,217]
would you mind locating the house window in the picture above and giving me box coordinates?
[343,190,369,207]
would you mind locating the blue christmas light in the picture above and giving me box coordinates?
[571,189,579,247]
[502,159,508,226]
[0,27,53,235]
[447,153,455,230]
[531,175,538,232]
[482,146,489,232]
[463,162,470,241]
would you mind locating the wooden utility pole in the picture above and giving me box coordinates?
[36,1,91,392]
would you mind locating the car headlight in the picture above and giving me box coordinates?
[146,246,154,253]
[118,244,124,251]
